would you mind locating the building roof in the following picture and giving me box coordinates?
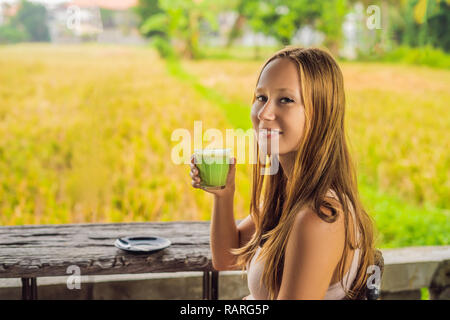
[1,3,19,17]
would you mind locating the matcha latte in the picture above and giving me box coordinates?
[193,149,231,190]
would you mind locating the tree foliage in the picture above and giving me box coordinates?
[135,0,450,59]
[136,0,230,59]
[11,0,50,42]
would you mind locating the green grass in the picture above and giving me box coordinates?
[166,57,252,131]
[356,45,450,70]
[359,174,449,248]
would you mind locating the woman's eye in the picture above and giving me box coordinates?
[280,97,294,104]
[256,95,266,102]
[255,95,294,104]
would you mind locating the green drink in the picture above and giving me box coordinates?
[193,148,231,190]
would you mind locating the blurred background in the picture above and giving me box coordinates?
[0,0,448,252]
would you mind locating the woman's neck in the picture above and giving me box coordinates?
[278,151,296,182]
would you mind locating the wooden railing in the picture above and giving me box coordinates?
[0,221,219,300]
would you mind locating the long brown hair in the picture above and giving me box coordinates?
[230,46,377,300]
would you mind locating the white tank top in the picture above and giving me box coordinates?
[245,191,360,300]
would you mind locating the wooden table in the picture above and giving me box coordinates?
[0,221,219,300]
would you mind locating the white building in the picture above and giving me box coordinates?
[38,0,144,44]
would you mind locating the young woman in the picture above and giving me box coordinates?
[189,46,377,300]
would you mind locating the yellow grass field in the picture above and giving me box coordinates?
[0,44,250,225]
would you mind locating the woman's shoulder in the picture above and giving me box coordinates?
[293,203,345,241]
[322,189,359,243]
[290,190,347,247]
[283,202,346,287]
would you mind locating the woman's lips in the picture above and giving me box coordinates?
[267,132,281,138]
[260,129,282,138]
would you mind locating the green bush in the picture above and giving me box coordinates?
[151,36,175,59]
[357,45,450,69]
[13,0,50,42]
[0,25,29,44]
[384,46,450,69]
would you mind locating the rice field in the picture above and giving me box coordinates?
[0,44,250,225]
[0,44,448,248]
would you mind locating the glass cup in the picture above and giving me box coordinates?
[193,148,231,190]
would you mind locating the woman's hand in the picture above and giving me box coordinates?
[242,294,250,300]
[190,154,236,198]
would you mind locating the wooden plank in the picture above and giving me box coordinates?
[0,221,215,278]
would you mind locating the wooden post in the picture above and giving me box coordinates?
[202,271,210,300]
[21,277,37,300]
[211,271,219,300]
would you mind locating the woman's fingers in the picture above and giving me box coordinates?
[191,179,202,188]
[190,171,201,187]
[189,164,199,178]
[225,157,236,184]
[190,154,203,189]
[190,171,200,182]
[189,170,198,179]
[189,163,199,174]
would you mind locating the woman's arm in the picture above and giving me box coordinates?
[276,207,345,300]
[210,193,239,271]
[191,156,243,271]
[211,199,256,271]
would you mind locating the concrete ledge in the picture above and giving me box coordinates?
[381,246,450,294]
[0,271,250,300]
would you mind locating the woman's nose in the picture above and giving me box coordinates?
[257,100,276,121]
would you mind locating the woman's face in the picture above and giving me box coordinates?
[251,57,306,155]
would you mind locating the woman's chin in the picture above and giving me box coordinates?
[258,141,282,153]
[257,146,282,156]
